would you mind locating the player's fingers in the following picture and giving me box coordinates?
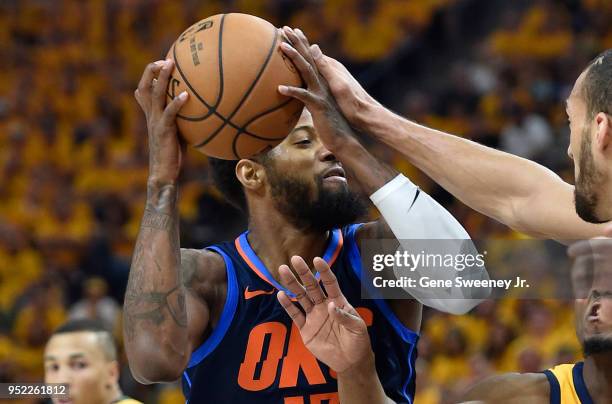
[279,264,314,313]
[294,28,311,47]
[152,59,175,115]
[313,257,343,301]
[328,301,366,334]
[278,85,320,106]
[310,46,336,79]
[280,42,319,89]
[134,89,147,112]
[160,91,189,127]
[278,291,306,329]
[287,27,315,66]
[291,256,325,305]
[136,61,165,110]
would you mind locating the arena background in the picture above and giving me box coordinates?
[1,0,611,403]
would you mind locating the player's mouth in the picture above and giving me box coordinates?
[322,166,347,183]
[585,313,602,333]
[56,398,73,404]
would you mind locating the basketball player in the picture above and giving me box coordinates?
[459,238,612,403]
[123,33,488,403]
[44,319,142,404]
[278,27,612,403]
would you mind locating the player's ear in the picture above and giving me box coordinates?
[107,360,120,385]
[235,158,266,190]
[595,112,611,152]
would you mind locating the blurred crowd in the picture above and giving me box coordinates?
[0,0,611,403]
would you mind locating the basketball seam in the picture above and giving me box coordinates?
[193,19,279,149]
[173,43,216,117]
[231,98,299,158]
[172,14,226,121]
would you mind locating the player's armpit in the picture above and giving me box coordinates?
[459,372,550,403]
[181,248,227,356]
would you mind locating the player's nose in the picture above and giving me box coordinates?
[317,144,337,162]
[567,145,574,160]
[587,299,601,321]
[53,367,72,385]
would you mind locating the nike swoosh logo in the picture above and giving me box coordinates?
[244,286,276,299]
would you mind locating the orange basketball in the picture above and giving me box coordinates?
[165,13,304,160]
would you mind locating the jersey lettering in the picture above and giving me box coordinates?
[279,324,326,388]
[238,322,286,391]
[239,308,374,392]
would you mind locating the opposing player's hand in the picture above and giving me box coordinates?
[277,256,373,374]
[134,59,189,184]
[278,27,358,153]
[279,27,379,130]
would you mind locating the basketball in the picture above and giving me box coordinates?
[165,13,304,160]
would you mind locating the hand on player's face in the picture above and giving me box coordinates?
[277,27,357,154]
[276,256,373,374]
[134,59,189,183]
[278,28,377,130]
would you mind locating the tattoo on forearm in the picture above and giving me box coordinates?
[142,209,173,230]
[124,181,186,342]
[146,182,177,214]
[124,285,187,327]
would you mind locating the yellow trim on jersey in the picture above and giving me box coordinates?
[114,398,142,404]
[545,362,593,404]
[548,363,581,404]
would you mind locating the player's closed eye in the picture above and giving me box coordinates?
[295,139,311,146]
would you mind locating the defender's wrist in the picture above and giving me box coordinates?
[337,349,376,379]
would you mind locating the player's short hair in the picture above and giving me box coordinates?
[209,154,271,213]
[209,158,247,212]
[582,49,612,118]
[51,319,117,362]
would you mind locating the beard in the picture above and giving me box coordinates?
[266,168,367,232]
[583,335,612,356]
[574,129,608,223]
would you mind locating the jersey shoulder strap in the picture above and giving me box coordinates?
[542,362,594,404]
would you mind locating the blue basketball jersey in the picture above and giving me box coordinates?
[182,224,418,403]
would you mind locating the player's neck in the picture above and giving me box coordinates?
[583,353,612,402]
[248,215,329,281]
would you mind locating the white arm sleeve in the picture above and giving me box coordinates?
[370,174,491,314]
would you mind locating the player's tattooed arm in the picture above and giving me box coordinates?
[125,60,214,384]
[124,178,224,384]
[123,180,190,381]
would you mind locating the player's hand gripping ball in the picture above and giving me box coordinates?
[165,13,304,159]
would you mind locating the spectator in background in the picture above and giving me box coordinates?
[69,277,120,332]
[499,104,554,160]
